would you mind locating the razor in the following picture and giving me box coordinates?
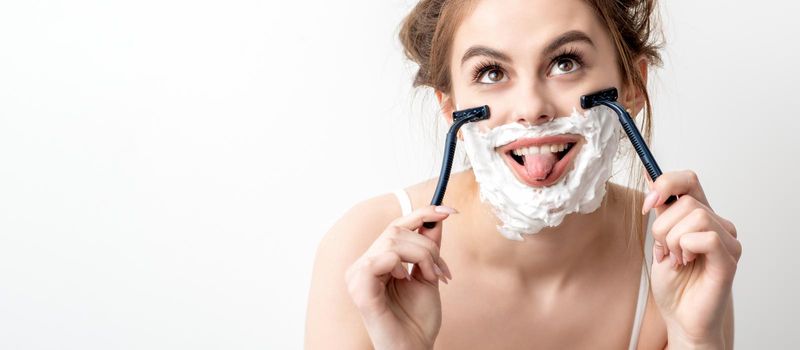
[581,87,678,205]
[423,105,491,229]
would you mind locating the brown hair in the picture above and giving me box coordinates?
[398,0,664,252]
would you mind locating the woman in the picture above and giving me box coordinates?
[305,0,741,348]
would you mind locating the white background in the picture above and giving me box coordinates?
[1,0,798,348]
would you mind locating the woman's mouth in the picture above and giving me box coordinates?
[498,135,583,187]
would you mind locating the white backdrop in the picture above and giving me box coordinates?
[1,0,798,348]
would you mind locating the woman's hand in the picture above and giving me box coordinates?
[643,170,742,349]
[344,205,455,350]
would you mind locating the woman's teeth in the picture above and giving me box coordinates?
[511,143,569,156]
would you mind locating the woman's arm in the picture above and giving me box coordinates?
[304,195,399,349]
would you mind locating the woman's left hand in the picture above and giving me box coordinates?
[642,170,742,348]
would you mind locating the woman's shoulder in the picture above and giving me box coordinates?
[317,176,440,257]
[345,175,440,228]
[318,193,398,256]
[403,169,478,210]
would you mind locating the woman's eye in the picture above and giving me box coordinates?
[478,69,507,84]
[549,57,581,76]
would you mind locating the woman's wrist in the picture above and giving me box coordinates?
[363,313,435,350]
[666,327,726,350]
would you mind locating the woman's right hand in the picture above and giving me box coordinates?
[344,205,456,350]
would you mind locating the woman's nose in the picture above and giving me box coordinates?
[514,112,554,126]
[510,87,556,126]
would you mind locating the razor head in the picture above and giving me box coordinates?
[580,87,618,109]
[453,105,490,123]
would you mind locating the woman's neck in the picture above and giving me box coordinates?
[447,170,629,288]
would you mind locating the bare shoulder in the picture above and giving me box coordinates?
[311,191,413,289]
[404,176,440,209]
[403,170,475,211]
[318,192,404,254]
[315,175,440,264]
[304,188,424,349]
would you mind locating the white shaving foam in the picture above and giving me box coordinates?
[461,106,622,241]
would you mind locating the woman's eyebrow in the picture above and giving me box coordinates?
[460,46,512,67]
[460,30,596,67]
[542,30,595,56]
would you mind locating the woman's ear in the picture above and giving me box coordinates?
[622,56,649,116]
[435,90,465,140]
[435,90,456,125]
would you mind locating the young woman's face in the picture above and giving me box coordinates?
[445,0,631,129]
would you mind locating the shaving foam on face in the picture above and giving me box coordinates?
[461,106,622,241]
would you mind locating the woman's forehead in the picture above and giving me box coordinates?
[451,0,607,60]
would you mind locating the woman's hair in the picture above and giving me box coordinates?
[398,0,664,251]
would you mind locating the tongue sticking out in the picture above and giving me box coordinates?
[523,153,557,180]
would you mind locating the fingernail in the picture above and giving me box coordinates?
[433,264,443,276]
[668,252,676,267]
[642,191,660,215]
[439,261,452,280]
[655,250,663,263]
[434,205,459,214]
[440,275,449,284]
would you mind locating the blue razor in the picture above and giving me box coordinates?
[423,105,491,229]
[580,87,677,205]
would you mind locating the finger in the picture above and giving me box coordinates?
[644,170,710,213]
[650,195,703,262]
[644,172,736,238]
[362,251,402,284]
[390,229,448,280]
[390,262,411,281]
[681,230,742,268]
[408,208,449,280]
[380,238,442,284]
[410,260,448,285]
[652,240,667,264]
[717,216,738,239]
[664,207,727,266]
[391,205,458,239]
[649,193,737,242]
[674,216,742,265]
[678,231,739,278]
[393,228,442,261]
[437,256,453,280]
[346,252,400,318]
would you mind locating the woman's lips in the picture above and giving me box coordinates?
[496,134,583,187]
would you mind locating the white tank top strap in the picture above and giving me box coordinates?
[628,211,655,350]
[627,259,650,350]
[392,188,413,217]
